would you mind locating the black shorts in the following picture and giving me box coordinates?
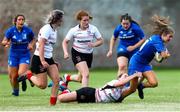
[30,55,55,74]
[117,52,130,60]
[76,87,96,103]
[71,48,93,68]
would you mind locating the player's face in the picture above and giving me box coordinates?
[121,20,130,30]
[56,18,63,27]
[80,16,89,30]
[162,33,174,43]
[16,16,25,29]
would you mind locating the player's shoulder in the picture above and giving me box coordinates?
[150,34,162,42]
[88,24,99,30]
[7,26,16,31]
[39,24,52,32]
[41,24,51,29]
[22,25,33,31]
[131,22,141,30]
[115,24,122,29]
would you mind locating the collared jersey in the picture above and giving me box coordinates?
[95,80,123,103]
[113,23,145,53]
[5,25,34,51]
[34,24,57,58]
[133,34,166,64]
[65,24,102,54]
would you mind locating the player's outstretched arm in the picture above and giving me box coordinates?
[114,72,142,87]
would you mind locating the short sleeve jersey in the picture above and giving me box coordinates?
[95,80,123,103]
[5,25,34,51]
[134,34,166,64]
[34,24,57,58]
[113,23,145,52]
[65,24,102,54]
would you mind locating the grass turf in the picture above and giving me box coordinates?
[0,68,180,111]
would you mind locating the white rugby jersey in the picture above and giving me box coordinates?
[34,24,57,58]
[95,80,124,103]
[65,24,102,54]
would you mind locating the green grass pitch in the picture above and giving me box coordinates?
[0,68,180,111]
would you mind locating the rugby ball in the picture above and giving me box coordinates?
[155,52,164,63]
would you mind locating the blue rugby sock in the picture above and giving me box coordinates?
[12,89,19,96]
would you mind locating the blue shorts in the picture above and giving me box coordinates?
[8,50,31,67]
[128,57,152,75]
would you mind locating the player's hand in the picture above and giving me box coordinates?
[41,60,49,68]
[87,42,94,48]
[161,49,170,59]
[64,52,69,60]
[1,40,10,48]
[28,43,34,51]
[135,72,143,78]
[165,49,170,58]
[127,46,135,52]
[106,50,112,58]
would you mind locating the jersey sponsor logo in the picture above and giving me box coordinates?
[39,65,46,72]
[119,29,134,39]
[26,60,30,64]
[77,40,91,43]
[12,35,17,39]
[23,34,27,40]
[119,48,125,52]
[76,56,81,62]
[119,35,134,39]
[49,41,56,44]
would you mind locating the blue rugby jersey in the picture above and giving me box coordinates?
[5,25,34,51]
[113,22,145,53]
[133,34,166,64]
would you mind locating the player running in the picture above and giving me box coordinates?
[1,14,35,96]
[62,10,103,87]
[107,13,145,78]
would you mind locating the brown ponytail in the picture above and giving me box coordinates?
[151,15,174,35]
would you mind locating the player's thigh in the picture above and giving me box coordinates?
[18,63,29,75]
[143,70,158,84]
[117,56,128,68]
[58,91,77,102]
[76,61,89,76]
[35,73,48,86]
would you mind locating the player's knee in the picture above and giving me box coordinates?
[82,73,89,79]
[36,83,47,89]
[58,95,66,103]
[77,75,82,82]
[11,74,18,79]
[128,86,136,93]
[131,88,136,93]
[11,75,18,82]
[118,65,127,73]
[149,81,158,88]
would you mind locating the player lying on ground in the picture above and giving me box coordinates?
[56,72,142,103]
